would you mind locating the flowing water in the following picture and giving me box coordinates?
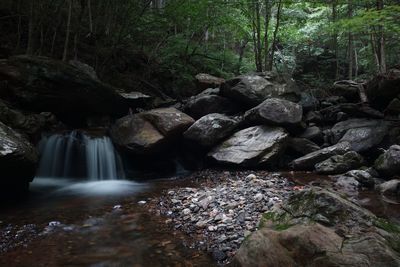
[0,132,398,266]
[0,131,215,266]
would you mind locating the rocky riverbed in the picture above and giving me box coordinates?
[150,170,299,263]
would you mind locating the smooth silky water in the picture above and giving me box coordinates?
[0,131,215,267]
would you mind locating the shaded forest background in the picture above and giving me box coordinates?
[0,0,399,97]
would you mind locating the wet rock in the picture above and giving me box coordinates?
[221,73,299,107]
[320,103,384,123]
[0,55,127,116]
[195,73,225,91]
[208,126,288,167]
[315,151,364,175]
[339,170,376,188]
[377,179,400,196]
[287,138,320,156]
[299,91,319,111]
[366,67,400,110]
[244,98,303,129]
[234,188,400,267]
[0,122,38,193]
[298,126,323,143]
[375,145,400,177]
[339,124,388,153]
[183,114,238,147]
[330,118,384,144]
[290,142,351,171]
[384,98,400,116]
[184,95,239,119]
[330,80,361,101]
[111,108,194,155]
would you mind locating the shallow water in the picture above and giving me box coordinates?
[0,177,215,267]
[1,171,399,267]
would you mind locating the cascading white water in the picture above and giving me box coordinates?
[36,131,124,180]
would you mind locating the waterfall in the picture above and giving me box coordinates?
[36,131,124,180]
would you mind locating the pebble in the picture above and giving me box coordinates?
[156,170,294,263]
[138,201,146,205]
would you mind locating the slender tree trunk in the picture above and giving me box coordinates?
[354,46,358,79]
[88,0,93,33]
[26,0,35,55]
[376,0,386,73]
[255,0,262,72]
[264,0,272,70]
[370,32,380,73]
[332,0,339,80]
[268,0,282,71]
[347,0,353,80]
[62,0,73,61]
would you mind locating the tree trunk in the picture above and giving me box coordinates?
[376,0,386,73]
[264,0,272,70]
[268,0,282,71]
[347,0,353,80]
[88,0,93,33]
[62,0,73,62]
[26,0,35,55]
[332,0,339,80]
[255,0,262,72]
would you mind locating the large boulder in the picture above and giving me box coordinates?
[330,118,385,144]
[319,103,384,123]
[0,99,58,139]
[298,126,323,143]
[0,55,128,117]
[330,80,361,101]
[234,189,400,267]
[375,145,400,177]
[194,73,225,91]
[315,151,364,175]
[366,68,400,110]
[183,114,238,147]
[243,98,303,129]
[339,125,388,153]
[208,125,288,167]
[220,73,299,107]
[290,142,351,171]
[287,138,320,156]
[110,108,194,155]
[184,95,238,119]
[0,122,38,192]
[377,179,400,196]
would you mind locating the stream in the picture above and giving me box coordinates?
[0,132,399,267]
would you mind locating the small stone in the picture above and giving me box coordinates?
[246,174,257,180]
[254,193,264,202]
[182,208,191,215]
[138,200,146,205]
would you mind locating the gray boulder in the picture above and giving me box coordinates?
[330,118,384,144]
[0,55,128,116]
[377,179,400,196]
[290,142,351,171]
[315,151,364,175]
[287,138,320,156]
[111,108,194,155]
[234,188,400,267]
[184,95,238,119]
[375,145,400,177]
[244,98,303,128]
[298,126,323,143]
[220,73,298,107]
[340,170,376,188]
[0,122,38,192]
[339,125,388,153]
[183,114,238,147]
[208,125,288,167]
[330,80,360,101]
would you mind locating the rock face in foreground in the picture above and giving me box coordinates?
[244,98,303,129]
[0,122,38,192]
[183,114,238,147]
[208,126,288,167]
[375,145,400,177]
[111,108,194,155]
[234,189,400,267]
